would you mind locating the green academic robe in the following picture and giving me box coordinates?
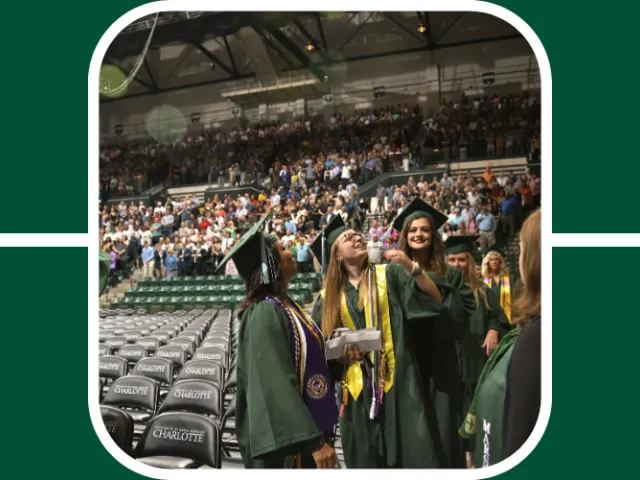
[459,285,511,413]
[236,301,323,468]
[406,265,476,468]
[311,264,452,468]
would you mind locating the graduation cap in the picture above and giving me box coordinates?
[444,235,480,255]
[310,214,346,272]
[390,197,449,234]
[215,210,276,283]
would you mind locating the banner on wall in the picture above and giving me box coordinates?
[482,72,496,85]
[191,112,200,123]
[231,106,241,116]
[114,124,123,136]
[373,86,385,99]
[322,94,333,105]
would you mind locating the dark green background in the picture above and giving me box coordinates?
[0,2,634,232]
[0,0,635,477]
[3,248,632,477]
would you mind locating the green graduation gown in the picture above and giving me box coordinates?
[408,265,476,468]
[236,301,323,468]
[459,285,511,413]
[311,264,451,468]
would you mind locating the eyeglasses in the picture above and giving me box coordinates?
[340,232,366,244]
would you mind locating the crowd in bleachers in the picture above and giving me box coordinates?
[417,92,541,163]
[100,175,367,287]
[100,159,540,291]
[99,104,422,200]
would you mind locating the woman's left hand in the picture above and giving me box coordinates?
[383,249,413,271]
[482,329,499,356]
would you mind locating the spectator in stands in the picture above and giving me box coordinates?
[367,234,384,264]
[500,190,519,239]
[467,216,479,235]
[153,243,163,278]
[296,236,311,273]
[164,248,178,279]
[476,206,497,250]
[441,223,454,242]
[376,183,386,213]
[141,242,154,278]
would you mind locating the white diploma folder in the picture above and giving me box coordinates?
[325,328,382,360]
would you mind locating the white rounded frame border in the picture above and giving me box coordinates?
[85,1,553,478]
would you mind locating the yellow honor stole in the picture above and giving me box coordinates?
[321,264,396,402]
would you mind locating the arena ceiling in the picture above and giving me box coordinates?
[100,11,524,102]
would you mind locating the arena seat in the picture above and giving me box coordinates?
[192,347,228,371]
[104,336,128,351]
[175,360,224,385]
[150,331,171,345]
[102,375,159,426]
[158,379,223,419]
[132,357,174,395]
[118,344,148,365]
[134,412,221,469]
[136,337,160,354]
[99,355,128,382]
[155,346,187,369]
[200,339,229,352]
[101,405,134,455]
[220,395,238,459]
[122,330,143,343]
[167,337,196,357]
[177,331,201,348]
[99,330,115,342]
[99,344,112,356]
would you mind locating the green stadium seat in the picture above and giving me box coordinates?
[193,296,208,311]
[182,296,195,311]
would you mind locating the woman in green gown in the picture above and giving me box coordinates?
[481,251,514,324]
[392,198,477,468]
[444,236,511,465]
[217,212,338,469]
[310,214,451,468]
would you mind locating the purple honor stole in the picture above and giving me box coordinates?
[267,296,338,436]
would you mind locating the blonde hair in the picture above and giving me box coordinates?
[321,240,372,338]
[481,251,507,278]
[463,254,490,310]
[512,209,541,326]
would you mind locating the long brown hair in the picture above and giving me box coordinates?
[320,239,372,338]
[463,254,490,310]
[512,209,541,326]
[399,216,446,277]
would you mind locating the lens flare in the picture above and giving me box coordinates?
[99,65,128,98]
[145,105,187,143]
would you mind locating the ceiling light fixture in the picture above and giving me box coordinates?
[418,23,426,33]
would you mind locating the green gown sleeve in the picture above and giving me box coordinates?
[485,286,511,338]
[240,301,322,459]
[386,263,446,321]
